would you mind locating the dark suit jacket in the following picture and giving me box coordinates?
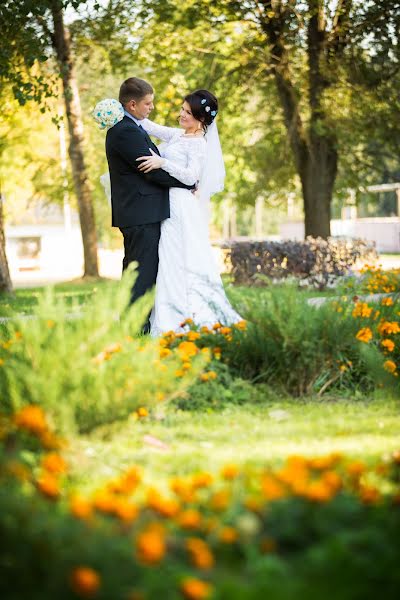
[106,116,191,227]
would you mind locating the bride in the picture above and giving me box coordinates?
[135,89,241,336]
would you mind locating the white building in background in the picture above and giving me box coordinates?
[5,202,85,285]
[280,218,400,252]
[280,184,400,253]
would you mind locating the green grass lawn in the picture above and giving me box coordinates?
[68,395,400,493]
[0,279,118,317]
[0,277,337,318]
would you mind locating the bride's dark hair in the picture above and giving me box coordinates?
[184,89,218,132]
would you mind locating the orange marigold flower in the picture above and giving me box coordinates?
[220,326,231,335]
[136,525,166,564]
[146,488,180,517]
[221,464,239,480]
[191,472,214,488]
[37,472,61,499]
[186,537,215,569]
[261,474,286,500]
[219,526,238,543]
[359,485,380,504]
[70,495,93,520]
[177,509,202,529]
[304,480,335,502]
[210,489,230,511]
[14,405,47,435]
[381,338,395,352]
[70,566,100,598]
[346,460,365,476]
[180,577,213,600]
[42,453,67,474]
[384,359,397,373]
[212,323,222,330]
[234,320,247,330]
[355,327,373,343]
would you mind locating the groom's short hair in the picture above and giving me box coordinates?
[119,77,153,105]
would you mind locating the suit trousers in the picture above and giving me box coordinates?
[120,223,161,330]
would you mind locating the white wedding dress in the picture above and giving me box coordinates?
[140,119,241,336]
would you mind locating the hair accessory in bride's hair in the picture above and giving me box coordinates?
[201,99,207,105]
[92,98,124,130]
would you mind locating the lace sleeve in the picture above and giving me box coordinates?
[162,137,206,186]
[141,118,181,142]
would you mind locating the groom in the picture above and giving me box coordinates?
[106,77,192,331]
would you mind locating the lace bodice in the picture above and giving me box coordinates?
[142,119,206,186]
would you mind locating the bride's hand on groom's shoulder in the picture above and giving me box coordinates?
[136,149,165,173]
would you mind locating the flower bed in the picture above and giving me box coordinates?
[1,405,400,599]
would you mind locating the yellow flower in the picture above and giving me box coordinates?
[381,297,394,306]
[234,320,247,330]
[200,326,211,334]
[180,578,213,600]
[355,327,373,343]
[178,341,199,358]
[384,360,397,373]
[180,318,194,327]
[70,566,100,598]
[352,302,373,318]
[159,347,172,358]
[187,331,201,341]
[378,321,400,336]
[136,407,148,418]
[381,339,395,352]
[212,322,222,330]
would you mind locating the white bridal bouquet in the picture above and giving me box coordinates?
[92,98,124,130]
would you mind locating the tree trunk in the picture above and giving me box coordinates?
[301,138,337,238]
[260,0,351,239]
[51,2,99,277]
[0,193,13,294]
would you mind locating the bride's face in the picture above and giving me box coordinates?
[127,94,154,120]
[179,101,201,131]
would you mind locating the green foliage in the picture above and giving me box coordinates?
[0,268,205,434]
[174,362,269,411]
[194,285,376,397]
